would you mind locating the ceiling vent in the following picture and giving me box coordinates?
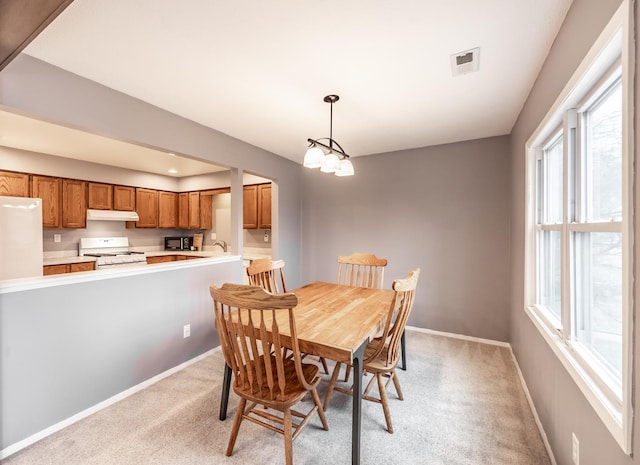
[450,47,480,77]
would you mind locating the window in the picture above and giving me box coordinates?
[525,1,632,453]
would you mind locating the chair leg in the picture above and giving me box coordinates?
[323,362,343,410]
[342,363,351,382]
[400,330,407,370]
[283,408,293,465]
[391,369,404,400]
[226,398,246,456]
[320,356,329,374]
[376,373,394,434]
[310,387,329,430]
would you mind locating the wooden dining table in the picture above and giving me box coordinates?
[217,280,395,465]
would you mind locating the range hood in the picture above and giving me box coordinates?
[86,209,140,221]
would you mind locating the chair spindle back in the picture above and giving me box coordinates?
[337,253,388,289]
[211,283,312,401]
[247,258,287,294]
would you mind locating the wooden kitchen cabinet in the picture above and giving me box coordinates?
[258,183,272,229]
[0,170,29,197]
[69,262,95,272]
[177,191,201,229]
[146,255,175,264]
[133,188,158,228]
[113,185,135,211]
[88,182,113,209]
[199,192,213,230]
[31,175,61,228]
[188,192,200,229]
[243,184,258,229]
[43,264,68,275]
[62,179,86,228]
[178,193,189,229]
[44,261,95,275]
[158,191,178,228]
[243,183,271,229]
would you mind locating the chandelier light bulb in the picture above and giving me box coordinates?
[335,158,354,177]
[320,153,341,173]
[303,146,324,168]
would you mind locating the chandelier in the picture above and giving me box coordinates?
[303,95,354,176]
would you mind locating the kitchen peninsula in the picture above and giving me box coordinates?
[0,250,243,454]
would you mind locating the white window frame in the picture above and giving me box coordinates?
[524,1,634,453]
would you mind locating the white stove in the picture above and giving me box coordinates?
[79,237,147,270]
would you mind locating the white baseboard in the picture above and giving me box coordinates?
[508,346,557,465]
[0,347,221,460]
[405,325,511,348]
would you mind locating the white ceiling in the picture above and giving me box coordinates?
[14,0,572,169]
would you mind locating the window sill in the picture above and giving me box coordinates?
[524,305,630,454]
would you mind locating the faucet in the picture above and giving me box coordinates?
[213,240,228,253]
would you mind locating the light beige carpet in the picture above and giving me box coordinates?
[1,331,551,465]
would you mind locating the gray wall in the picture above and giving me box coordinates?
[0,55,300,287]
[509,1,636,465]
[0,259,243,449]
[301,136,511,342]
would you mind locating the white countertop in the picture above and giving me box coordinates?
[43,248,270,266]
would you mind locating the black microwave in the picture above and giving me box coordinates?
[164,236,193,251]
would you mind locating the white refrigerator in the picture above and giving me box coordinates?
[0,196,43,280]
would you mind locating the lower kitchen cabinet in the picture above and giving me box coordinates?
[43,261,95,275]
[147,255,203,264]
[146,255,175,264]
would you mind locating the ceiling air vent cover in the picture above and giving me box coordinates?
[450,47,480,77]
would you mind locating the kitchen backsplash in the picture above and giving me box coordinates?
[42,221,271,254]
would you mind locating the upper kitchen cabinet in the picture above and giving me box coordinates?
[0,170,29,197]
[178,191,201,229]
[158,191,178,228]
[188,192,200,229]
[258,184,271,229]
[199,192,213,230]
[243,184,258,229]
[62,179,86,228]
[133,188,158,228]
[31,175,61,228]
[31,175,86,228]
[243,183,271,229]
[88,182,113,210]
[113,185,135,211]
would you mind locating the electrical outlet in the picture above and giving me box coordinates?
[572,433,579,465]
[211,232,216,240]
[263,231,269,242]
[54,234,61,243]
[183,324,191,338]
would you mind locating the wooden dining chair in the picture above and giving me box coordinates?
[324,268,420,434]
[336,252,410,372]
[247,258,329,373]
[210,283,329,465]
[246,257,287,294]
[337,252,388,289]
[332,252,396,382]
